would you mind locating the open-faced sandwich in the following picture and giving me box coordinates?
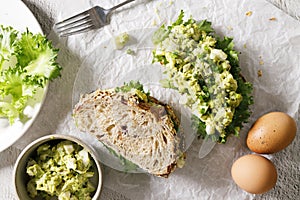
[73,81,185,177]
[152,11,253,143]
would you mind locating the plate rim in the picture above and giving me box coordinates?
[71,28,197,173]
[0,0,47,152]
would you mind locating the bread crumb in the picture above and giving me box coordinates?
[269,17,277,21]
[152,19,157,26]
[259,56,264,65]
[126,48,135,55]
[154,7,160,15]
[259,60,264,65]
[243,44,247,49]
[227,26,233,31]
[246,11,253,16]
[257,70,263,77]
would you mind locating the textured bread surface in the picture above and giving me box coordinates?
[73,89,183,177]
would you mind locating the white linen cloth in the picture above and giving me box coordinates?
[1,0,299,199]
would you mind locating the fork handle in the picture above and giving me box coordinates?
[109,0,135,12]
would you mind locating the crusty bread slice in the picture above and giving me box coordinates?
[73,88,184,177]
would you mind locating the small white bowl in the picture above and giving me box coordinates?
[13,134,102,200]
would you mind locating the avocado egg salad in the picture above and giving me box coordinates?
[152,11,253,143]
[26,141,96,200]
[0,25,61,125]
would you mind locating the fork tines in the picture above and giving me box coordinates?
[55,9,96,37]
[55,0,135,37]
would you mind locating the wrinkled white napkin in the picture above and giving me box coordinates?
[14,0,300,199]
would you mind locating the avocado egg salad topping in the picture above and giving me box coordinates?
[26,141,96,200]
[152,11,253,143]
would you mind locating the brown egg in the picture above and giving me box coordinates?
[231,154,277,194]
[246,112,297,154]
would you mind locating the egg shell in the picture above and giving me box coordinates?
[231,154,277,194]
[246,112,297,154]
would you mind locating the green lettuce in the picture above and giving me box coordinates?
[0,25,61,124]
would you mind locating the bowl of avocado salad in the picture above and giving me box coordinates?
[14,134,102,200]
[152,10,253,143]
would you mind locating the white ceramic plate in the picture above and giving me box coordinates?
[72,28,197,173]
[0,0,45,152]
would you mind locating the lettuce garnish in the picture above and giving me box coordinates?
[0,25,61,124]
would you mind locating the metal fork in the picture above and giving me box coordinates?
[55,0,135,37]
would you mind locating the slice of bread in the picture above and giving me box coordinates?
[73,88,184,177]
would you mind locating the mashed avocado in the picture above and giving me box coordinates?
[152,11,253,143]
[26,140,96,200]
[114,32,130,50]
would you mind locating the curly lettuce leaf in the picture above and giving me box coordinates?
[0,25,18,68]
[0,26,61,124]
[17,30,61,84]
[115,81,150,102]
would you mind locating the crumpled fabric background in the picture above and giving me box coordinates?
[1,0,299,199]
